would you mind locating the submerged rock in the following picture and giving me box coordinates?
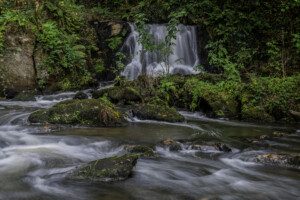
[125,145,156,158]
[69,154,139,182]
[132,103,184,122]
[160,139,182,151]
[28,99,127,127]
[73,91,88,100]
[256,153,300,168]
[214,143,232,152]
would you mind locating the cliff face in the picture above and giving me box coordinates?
[0,30,36,93]
[0,20,129,95]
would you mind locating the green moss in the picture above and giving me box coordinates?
[241,105,274,122]
[28,99,127,127]
[241,75,300,122]
[93,86,142,104]
[133,103,184,122]
[182,78,241,118]
[70,154,139,182]
[28,109,49,123]
[13,91,36,101]
[125,145,156,158]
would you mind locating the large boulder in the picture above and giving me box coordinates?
[28,99,127,127]
[69,154,139,182]
[132,103,184,122]
[0,31,36,92]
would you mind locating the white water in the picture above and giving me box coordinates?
[121,24,199,79]
[0,93,299,199]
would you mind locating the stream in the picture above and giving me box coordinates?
[0,92,299,200]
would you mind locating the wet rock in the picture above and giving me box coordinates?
[28,109,49,123]
[92,86,142,104]
[161,139,182,151]
[29,99,127,127]
[256,153,300,168]
[272,131,288,137]
[250,139,269,147]
[290,110,300,122]
[69,154,139,182]
[12,91,36,101]
[259,135,271,140]
[191,144,202,150]
[132,103,184,122]
[124,145,156,158]
[73,91,88,100]
[214,143,232,152]
[3,88,19,99]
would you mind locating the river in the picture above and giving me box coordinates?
[0,92,299,200]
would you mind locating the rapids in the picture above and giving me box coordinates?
[0,92,299,200]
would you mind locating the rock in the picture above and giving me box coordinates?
[259,135,271,140]
[92,86,142,104]
[191,144,202,150]
[124,145,156,158]
[28,99,127,127]
[92,88,110,99]
[241,105,274,123]
[272,131,288,137]
[214,143,232,152]
[0,31,36,92]
[73,91,88,100]
[256,153,300,168]
[3,88,19,99]
[28,109,49,123]
[161,139,182,151]
[69,154,139,182]
[290,110,300,121]
[132,103,184,122]
[12,90,36,101]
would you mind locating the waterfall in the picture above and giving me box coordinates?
[121,24,199,80]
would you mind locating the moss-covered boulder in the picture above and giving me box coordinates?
[132,103,184,122]
[69,154,139,182]
[241,105,275,123]
[93,86,142,104]
[124,145,156,158]
[28,99,127,126]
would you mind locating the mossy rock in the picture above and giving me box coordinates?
[69,154,139,182]
[12,91,36,101]
[93,86,142,104]
[29,99,127,127]
[73,91,88,99]
[132,103,184,122]
[28,109,49,123]
[160,139,182,151]
[241,105,274,123]
[125,145,156,158]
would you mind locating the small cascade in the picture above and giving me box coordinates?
[121,24,199,80]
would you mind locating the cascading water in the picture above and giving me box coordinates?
[121,24,199,80]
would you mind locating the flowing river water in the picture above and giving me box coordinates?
[0,92,299,200]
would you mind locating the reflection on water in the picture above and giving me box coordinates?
[0,95,299,200]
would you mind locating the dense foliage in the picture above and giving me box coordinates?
[0,0,299,122]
